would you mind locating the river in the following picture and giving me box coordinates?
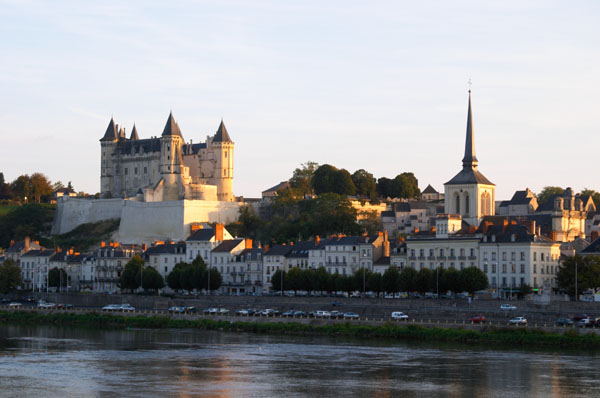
[0,324,599,397]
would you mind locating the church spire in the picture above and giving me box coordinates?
[462,90,478,169]
[130,124,139,140]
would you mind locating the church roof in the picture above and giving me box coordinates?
[445,168,495,186]
[445,91,494,186]
[100,117,119,141]
[213,120,232,142]
[130,124,140,140]
[162,112,183,138]
[115,138,161,155]
[422,184,438,194]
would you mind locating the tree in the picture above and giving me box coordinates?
[29,173,53,203]
[441,267,460,293]
[236,205,262,239]
[10,175,30,202]
[335,169,357,196]
[0,259,22,293]
[557,255,600,297]
[313,267,330,293]
[519,283,532,298]
[394,172,420,199]
[415,268,433,293]
[398,267,418,292]
[53,181,65,191]
[137,266,165,291]
[48,267,67,290]
[286,267,303,293]
[376,177,393,199]
[537,186,564,207]
[270,269,284,292]
[382,267,400,293]
[306,193,361,237]
[353,269,372,293]
[0,172,11,200]
[167,262,186,291]
[359,210,382,236]
[352,169,377,199]
[206,267,222,291]
[119,255,144,292]
[290,161,319,197]
[367,272,382,297]
[458,266,488,294]
[312,165,356,196]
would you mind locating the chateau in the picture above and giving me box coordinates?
[100,112,234,202]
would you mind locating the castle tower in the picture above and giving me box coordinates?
[444,91,495,226]
[160,112,184,201]
[100,117,119,198]
[211,120,234,202]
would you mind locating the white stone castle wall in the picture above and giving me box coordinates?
[51,197,124,235]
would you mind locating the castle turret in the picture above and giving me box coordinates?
[100,117,119,197]
[160,112,184,201]
[211,120,234,201]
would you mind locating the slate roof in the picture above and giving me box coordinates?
[130,124,140,140]
[185,143,207,154]
[374,256,390,266]
[144,242,186,255]
[422,184,438,194]
[162,112,183,138]
[213,120,232,142]
[263,181,290,194]
[115,138,161,155]
[21,249,54,258]
[6,240,41,253]
[509,189,535,205]
[186,228,217,242]
[582,238,600,254]
[381,211,395,218]
[239,248,264,261]
[286,241,317,258]
[560,237,590,254]
[100,117,119,141]
[212,239,244,253]
[445,168,495,186]
[264,245,293,256]
[395,203,411,212]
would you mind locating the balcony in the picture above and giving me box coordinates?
[427,256,436,260]
[408,256,417,261]
[468,256,477,260]
[448,256,457,260]
[417,256,426,260]
[437,256,447,260]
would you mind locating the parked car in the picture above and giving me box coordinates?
[281,310,297,317]
[120,304,135,312]
[218,308,229,315]
[509,317,527,325]
[391,311,408,320]
[293,310,307,317]
[315,310,331,318]
[576,318,593,328]
[169,306,185,313]
[184,306,197,313]
[102,304,121,312]
[500,304,517,310]
[572,313,589,321]
[470,315,486,324]
[343,312,359,319]
[204,307,218,315]
[8,302,22,308]
[555,318,574,326]
[330,311,344,319]
[235,309,251,316]
[260,309,278,317]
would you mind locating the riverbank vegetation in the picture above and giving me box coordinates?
[2,310,599,349]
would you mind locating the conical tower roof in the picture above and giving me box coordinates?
[462,91,478,169]
[100,117,119,141]
[162,111,183,138]
[213,119,232,142]
[130,124,140,140]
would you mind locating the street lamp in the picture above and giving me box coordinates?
[575,260,578,302]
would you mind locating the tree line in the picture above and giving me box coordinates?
[270,265,488,296]
[289,161,420,201]
[557,255,600,297]
[0,258,22,294]
[119,255,166,293]
[165,256,223,293]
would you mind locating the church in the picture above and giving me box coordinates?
[100,112,234,202]
[444,91,495,226]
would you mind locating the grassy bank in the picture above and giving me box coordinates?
[2,310,599,349]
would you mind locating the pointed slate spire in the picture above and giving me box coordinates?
[130,124,140,140]
[162,111,183,138]
[462,91,478,169]
[213,119,232,142]
[100,117,119,141]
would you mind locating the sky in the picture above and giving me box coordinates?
[1,0,599,200]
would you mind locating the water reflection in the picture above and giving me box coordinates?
[0,324,599,398]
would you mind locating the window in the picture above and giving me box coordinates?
[492,252,497,261]
[144,167,147,174]
[492,264,496,273]
[533,252,537,261]
[429,249,434,257]
[450,249,455,257]
[511,264,516,273]
[520,264,525,273]
[470,248,475,257]
[410,249,415,257]
[484,263,488,273]
[461,248,466,257]
[164,258,167,264]
[511,252,516,261]
[533,264,537,273]
[134,167,138,174]
[541,253,545,261]
[164,266,168,273]
[502,252,507,261]
[502,264,507,273]
[465,194,470,215]
[419,249,424,257]
[456,195,460,214]
[440,249,445,257]
[124,168,128,175]
[520,252,525,261]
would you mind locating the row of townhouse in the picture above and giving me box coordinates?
[374,215,562,299]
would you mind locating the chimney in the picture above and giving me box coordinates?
[378,231,383,238]
[383,230,388,242]
[591,230,599,242]
[383,240,390,257]
[245,239,253,249]
[142,243,147,251]
[56,246,61,253]
[552,231,557,241]
[69,248,74,255]
[315,235,320,246]
[264,244,270,253]
[190,223,203,233]
[9,240,15,247]
[114,242,119,248]
[100,241,106,248]
[414,228,420,234]
[215,223,224,241]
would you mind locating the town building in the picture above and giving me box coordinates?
[19,249,54,291]
[5,237,41,264]
[144,242,187,281]
[211,239,250,294]
[93,243,142,293]
[421,185,443,201]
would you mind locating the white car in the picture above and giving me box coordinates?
[391,311,409,320]
[120,304,135,312]
[315,310,331,318]
[8,302,22,308]
[500,304,517,310]
[102,304,121,312]
[509,317,527,325]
